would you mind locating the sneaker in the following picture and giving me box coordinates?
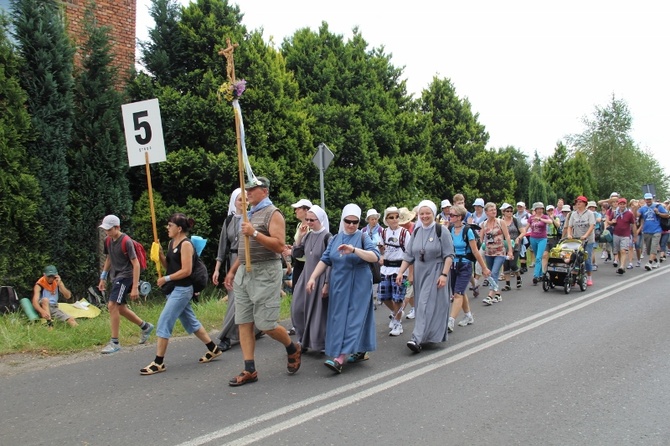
[406,340,422,353]
[636,261,641,267]
[592,264,598,271]
[532,277,539,285]
[482,296,494,306]
[613,261,618,268]
[627,263,633,269]
[389,318,396,329]
[389,321,403,336]
[600,251,608,259]
[529,263,535,268]
[101,342,120,354]
[616,267,625,275]
[652,261,660,269]
[661,257,666,263]
[447,317,455,333]
[406,308,415,319]
[586,278,593,286]
[645,262,653,271]
[458,314,474,327]
[139,323,154,344]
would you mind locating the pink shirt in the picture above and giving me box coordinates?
[526,215,548,239]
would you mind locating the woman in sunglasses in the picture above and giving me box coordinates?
[306,204,380,373]
[480,202,514,305]
[396,200,455,353]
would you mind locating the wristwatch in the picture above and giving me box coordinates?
[252,230,259,238]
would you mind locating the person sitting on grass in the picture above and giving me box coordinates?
[32,265,77,328]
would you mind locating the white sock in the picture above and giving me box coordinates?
[464,312,472,318]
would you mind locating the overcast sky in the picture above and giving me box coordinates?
[136,0,670,174]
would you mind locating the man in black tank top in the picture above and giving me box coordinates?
[224,177,302,386]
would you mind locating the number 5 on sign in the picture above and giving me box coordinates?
[121,99,166,167]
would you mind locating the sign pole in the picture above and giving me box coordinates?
[145,152,162,278]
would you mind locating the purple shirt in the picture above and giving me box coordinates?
[526,216,548,239]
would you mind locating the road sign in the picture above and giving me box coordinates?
[312,142,334,171]
[121,99,167,167]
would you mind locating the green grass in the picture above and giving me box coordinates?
[0,288,292,356]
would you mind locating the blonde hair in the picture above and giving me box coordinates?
[484,202,497,212]
[452,204,467,217]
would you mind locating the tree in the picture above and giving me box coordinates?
[0,15,47,294]
[11,0,75,265]
[68,1,132,293]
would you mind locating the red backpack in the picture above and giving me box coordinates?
[105,235,148,270]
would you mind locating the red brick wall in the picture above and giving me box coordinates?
[62,0,136,85]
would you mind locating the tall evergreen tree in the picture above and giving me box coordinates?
[68,1,132,293]
[11,0,75,265]
[0,15,47,294]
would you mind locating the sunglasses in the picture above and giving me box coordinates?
[304,218,317,222]
[387,215,398,220]
[503,209,513,212]
[343,219,360,225]
[449,214,460,217]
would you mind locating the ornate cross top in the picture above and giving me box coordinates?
[218,38,239,82]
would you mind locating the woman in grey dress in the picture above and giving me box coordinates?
[291,205,331,352]
[396,200,454,353]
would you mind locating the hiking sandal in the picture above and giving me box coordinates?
[140,361,166,375]
[199,347,222,363]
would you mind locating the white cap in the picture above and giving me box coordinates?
[516,201,526,207]
[472,198,485,207]
[561,205,571,212]
[365,208,380,221]
[291,199,313,208]
[440,199,452,208]
[499,202,512,211]
[99,215,120,230]
[610,192,619,198]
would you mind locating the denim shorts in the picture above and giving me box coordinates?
[156,285,202,338]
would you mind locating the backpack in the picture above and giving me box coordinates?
[461,223,481,262]
[0,286,20,314]
[191,249,209,293]
[382,227,409,252]
[105,235,148,270]
[656,205,670,231]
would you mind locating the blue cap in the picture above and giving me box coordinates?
[644,193,653,200]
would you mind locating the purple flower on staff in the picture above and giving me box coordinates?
[233,79,246,98]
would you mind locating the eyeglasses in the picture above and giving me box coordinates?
[343,219,360,225]
[304,218,317,222]
[387,215,398,220]
[449,214,460,217]
[503,209,513,213]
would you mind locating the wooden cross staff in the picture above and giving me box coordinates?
[219,38,251,271]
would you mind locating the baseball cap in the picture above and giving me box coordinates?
[516,201,526,207]
[617,198,627,204]
[99,215,120,230]
[245,176,270,190]
[499,202,512,211]
[610,192,619,198]
[575,195,588,203]
[644,193,653,200]
[43,265,58,277]
[472,198,485,207]
[291,199,313,209]
[440,199,452,208]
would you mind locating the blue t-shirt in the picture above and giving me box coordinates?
[451,226,476,261]
[639,204,667,234]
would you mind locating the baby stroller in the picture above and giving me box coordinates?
[543,238,587,294]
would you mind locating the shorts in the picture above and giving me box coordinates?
[42,301,73,321]
[234,259,283,331]
[378,274,407,303]
[109,277,133,305]
[613,235,631,253]
[156,285,202,338]
[451,261,473,295]
[642,233,661,257]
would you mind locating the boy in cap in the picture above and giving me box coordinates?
[98,215,154,353]
[32,265,78,327]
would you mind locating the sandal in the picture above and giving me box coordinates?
[347,352,369,363]
[470,285,480,298]
[228,370,258,387]
[199,347,222,363]
[287,344,302,375]
[324,358,343,374]
[502,284,511,291]
[140,361,166,375]
[516,276,522,288]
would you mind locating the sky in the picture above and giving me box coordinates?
[136,0,670,172]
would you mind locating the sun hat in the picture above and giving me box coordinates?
[516,201,526,207]
[546,205,555,211]
[397,207,416,225]
[44,265,58,277]
[499,202,512,211]
[472,198,485,207]
[365,208,381,221]
[587,201,597,208]
[440,199,452,208]
[99,215,120,230]
[610,192,619,198]
[291,198,313,209]
[383,206,400,224]
[561,205,571,212]
[532,202,545,211]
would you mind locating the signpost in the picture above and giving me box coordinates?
[312,143,334,212]
[121,98,166,276]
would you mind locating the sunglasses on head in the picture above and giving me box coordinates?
[343,219,359,225]
[304,218,317,222]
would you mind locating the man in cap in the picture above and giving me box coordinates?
[32,265,78,327]
[606,198,637,273]
[98,215,154,353]
[224,177,302,386]
[637,192,668,270]
[565,196,596,286]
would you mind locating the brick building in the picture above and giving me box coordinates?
[1,0,136,84]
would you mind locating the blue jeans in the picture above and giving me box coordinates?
[484,256,506,292]
[584,242,595,273]
[156,285,202,338]
[529,237,548,278]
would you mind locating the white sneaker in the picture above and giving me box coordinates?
[389,321,403,336]
[458,314,475,327]
[600,251,608,259]
[389,318,396,329]
[645,262,653,271]
[101,342,120,354]
[406,308,415,319]
[447,317,455,333]
[652,261,660,269]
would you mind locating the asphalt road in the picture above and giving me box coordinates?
[2,259,670,446]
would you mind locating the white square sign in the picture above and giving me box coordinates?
[121,99,167,167]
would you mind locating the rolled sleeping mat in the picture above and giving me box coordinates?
[20,298,40,321]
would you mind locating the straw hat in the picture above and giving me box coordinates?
[397,207,416,225]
